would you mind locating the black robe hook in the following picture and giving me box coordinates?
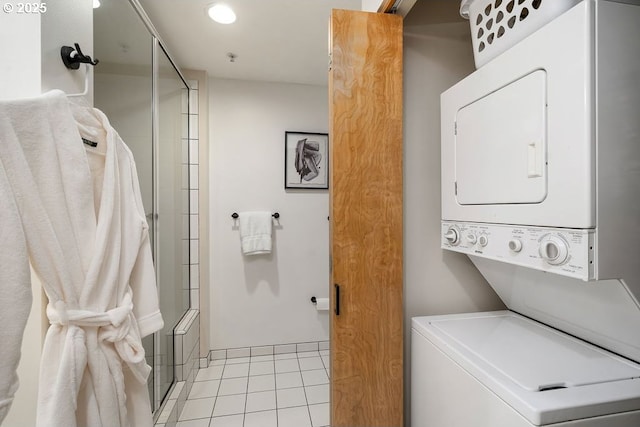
[61,43,99,70]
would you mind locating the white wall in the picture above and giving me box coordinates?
[361,0,383,12]
[209,78,330,350]
[403,24,505,426]
[0,13,41,99]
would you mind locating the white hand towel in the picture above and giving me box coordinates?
[239,211,273,255]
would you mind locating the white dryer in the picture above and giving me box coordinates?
[413,0,640,426]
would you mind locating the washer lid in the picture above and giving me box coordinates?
[431,312,640,391]
[412,311,640,425]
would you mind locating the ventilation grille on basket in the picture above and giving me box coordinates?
[475,0,543,53]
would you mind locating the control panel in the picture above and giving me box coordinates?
[441,221,595,281]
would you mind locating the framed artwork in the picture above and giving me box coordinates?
[284,131,329,189]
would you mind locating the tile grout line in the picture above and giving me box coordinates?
[211,359,224,423]
[298,352,314,427]
[242,360,248,427]
[300,368,312,427]
[273,353,279,427]
[209,359,226,422]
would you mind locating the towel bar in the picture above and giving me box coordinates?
[231,212,280,219]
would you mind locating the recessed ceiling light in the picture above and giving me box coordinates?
[93,0,100,8]
[208,4,236,24]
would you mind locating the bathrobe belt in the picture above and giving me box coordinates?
[46,292,151,385]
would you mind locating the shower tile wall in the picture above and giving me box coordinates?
[180,79,202,400]
[183,80,200,311]
[175,310,201,384]
[156,79,202,427]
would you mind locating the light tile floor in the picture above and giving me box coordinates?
[177,350,330,427]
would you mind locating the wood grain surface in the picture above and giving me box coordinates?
[329,9,403,427]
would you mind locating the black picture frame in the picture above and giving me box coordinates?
[284,131,329,189]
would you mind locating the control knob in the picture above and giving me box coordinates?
[508,239,523,252]
[444,226,460,246]
[539,234,569,265]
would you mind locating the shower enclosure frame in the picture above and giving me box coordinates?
[94,0,194,414]
[133,0,193,411]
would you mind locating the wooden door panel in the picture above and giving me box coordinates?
[329,9,403,427]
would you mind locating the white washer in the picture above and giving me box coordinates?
[412,312,640,426]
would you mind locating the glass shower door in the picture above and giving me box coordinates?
[156,44,190,403]
[92,0,156,408]
[94,1,191,413]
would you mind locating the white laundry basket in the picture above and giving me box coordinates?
[460,0,582,68]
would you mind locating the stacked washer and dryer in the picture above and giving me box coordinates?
[411,1,640,426]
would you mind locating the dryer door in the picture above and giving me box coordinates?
[456,70,547,205]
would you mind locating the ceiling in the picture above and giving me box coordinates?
[93,1,471,86]
[136,0,362,86]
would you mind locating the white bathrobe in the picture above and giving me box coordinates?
[0,90,163,427]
